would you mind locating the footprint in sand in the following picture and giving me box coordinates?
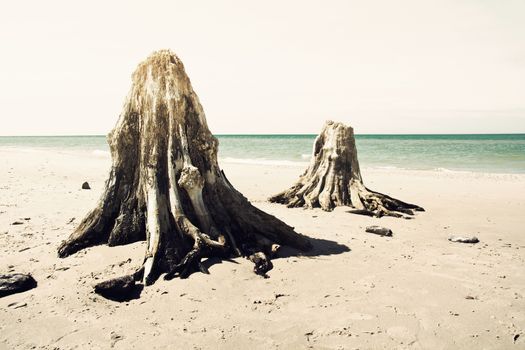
[387,326,416,344]
[346,312,375,320]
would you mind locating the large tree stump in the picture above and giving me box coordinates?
[269,121,423,218]
[58,50,311,285]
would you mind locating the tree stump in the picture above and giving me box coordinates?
[269,121,423,218]
[58,50,311,285]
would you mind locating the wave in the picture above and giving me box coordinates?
[0,146,49,154]
[92,149,111,157]
[368,165,399,170]
[364,165,519,176]
[365,165,469,174]
[435,167,456,173]
[220,157,308,167]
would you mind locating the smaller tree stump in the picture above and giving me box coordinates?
[270,121,424,218]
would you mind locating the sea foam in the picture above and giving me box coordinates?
[220,157,307,167]
[92,150,111,157]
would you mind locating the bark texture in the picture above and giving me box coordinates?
[58,50,311,285]
[270,121,424,218]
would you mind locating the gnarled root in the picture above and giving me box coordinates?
[248,252,273,277]
[270,177,423,218]
[347,180,424,218]
[163,216,227,281]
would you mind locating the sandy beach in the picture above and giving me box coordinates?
[2,0,524,348]
[0,148,524,349]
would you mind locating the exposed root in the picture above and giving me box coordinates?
[270,175,422,218]
[164,216,227,280]
[348,181,424,218]
[248,252,273,277]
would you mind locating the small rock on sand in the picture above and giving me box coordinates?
[82,182,91,190]
[448,235,479,244]
[110,332,124,347]
[365,226,393,237]
[0,273,37,298]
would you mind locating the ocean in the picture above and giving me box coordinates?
[0,134,524,174]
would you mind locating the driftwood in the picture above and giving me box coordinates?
[0,273,37,298]
[448,235,479,244]
[365,226,393,237]
[93,275,141,301]
[270,121,424,218]
[57,50,311,286]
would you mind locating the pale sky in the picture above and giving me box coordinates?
[1,0,524,135]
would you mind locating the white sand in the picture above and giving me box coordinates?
[1,148,524,349]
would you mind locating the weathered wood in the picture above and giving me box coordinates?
[248,252,273,277]
[270,121,424,218]
[448,235,479,244]
[58,50,312,286]
[93,275,140,301]
[0,273,37,298]
[365,225,393,237]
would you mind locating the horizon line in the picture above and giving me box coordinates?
[1,132,525,137]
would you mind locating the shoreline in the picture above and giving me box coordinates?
[2,147,525,177]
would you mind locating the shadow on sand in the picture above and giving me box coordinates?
[200,235,350,273]
[201,257,240,271]
[276,236,351,259]
[96,284,144,302]
[97,236,350,301]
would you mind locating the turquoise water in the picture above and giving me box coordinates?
[1,134,524,174]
